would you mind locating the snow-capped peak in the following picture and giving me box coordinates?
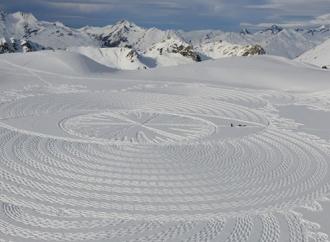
[2,9,330,69]
[262,25,283,34]
[11,11,38,24]
[114,19,139,30]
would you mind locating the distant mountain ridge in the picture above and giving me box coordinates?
[179,23,330,58]
[1,9,329,69]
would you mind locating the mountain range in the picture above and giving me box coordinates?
[1,10,330,70]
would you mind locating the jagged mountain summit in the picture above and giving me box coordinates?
[0,11,205,69]
[179,23,330,59]
[3,9,330,69]
[0,10,97,49]
[80,20,180,51]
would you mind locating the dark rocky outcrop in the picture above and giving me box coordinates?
[171,44,202,62]
[242,45,266,56]
[0,38,15,53]
[240,28,251,35]
[126,49,140,63]
[262,25,283,34]
[0,37,47,54]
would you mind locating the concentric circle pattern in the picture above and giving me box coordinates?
[0,71,329,241]
[60,111,216,144]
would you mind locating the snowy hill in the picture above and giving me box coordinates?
[1,50,113,76]
[296,38,330,68]
[68,38,202,69]
[68,46,147,70]
[123,55,330,92]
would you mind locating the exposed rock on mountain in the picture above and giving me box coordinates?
[262,25,283,34]
[195,40,265,59]
[241,45,266,56]
[143,38,201,67]
[170,42,201,62]
[0,37,45,54]
[240,28,251,35]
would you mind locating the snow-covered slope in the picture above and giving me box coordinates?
[122,55,330,92]
[1,51,330,241]
[297,38,330,68]
[68,38,203,69]
[68,46,147,70]
[1,50,113,76]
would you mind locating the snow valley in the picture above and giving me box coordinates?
[1,8,330,242]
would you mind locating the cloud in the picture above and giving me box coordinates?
[242,13,330,29]
[47,2,113,13]
[0,0,329,30]
[248,0,330,17]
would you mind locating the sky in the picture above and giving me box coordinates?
[0,0,329,31]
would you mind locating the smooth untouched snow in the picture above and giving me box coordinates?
[297,38,330,68]
[0,51,330,241]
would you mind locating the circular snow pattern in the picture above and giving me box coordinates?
[0,81,328,241]
[61,111,216,144]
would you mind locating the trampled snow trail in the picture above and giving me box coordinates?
[0,56,330,241]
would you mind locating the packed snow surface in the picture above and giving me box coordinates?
[0,51,330,241]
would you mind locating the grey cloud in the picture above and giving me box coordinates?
[0,0,328,30]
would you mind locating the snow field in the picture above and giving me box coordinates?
[0,52,329,241]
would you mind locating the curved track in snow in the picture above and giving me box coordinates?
[0,59,329,241]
